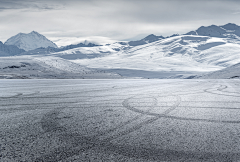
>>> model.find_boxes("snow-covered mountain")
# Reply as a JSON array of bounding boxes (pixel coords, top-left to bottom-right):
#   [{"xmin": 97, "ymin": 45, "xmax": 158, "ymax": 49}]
[
  {"xmin": 0, "ymin": 41, "xmax": 25, "ymax": 56},
  {"xmin": 58, "ymin": 42, "xmax": 100, "ymax": 51},
  {"xmin": 48, "ymin": 23, "xmax": 240, "ymax": 78},
  {"xmin": 4, "ymin": 31, "xmax": 58, "ymax": 51},
  {"xmin": 51, "ymin": 42, "xmax": 131, "ymax": 60},
  {"xmin": 185, "ymin": 23, "xmax": 240, "ymax": 39},
  {"xmin": 124, "ymin": 23, "xmax": 240, "ymax": 47},
  {"xmin": 18, "ymin": 41, "xmax": 101, "ymax": 56},
  {"xmin": 62, "ymin": 35, "xmax": 240, "ymax": 72}
]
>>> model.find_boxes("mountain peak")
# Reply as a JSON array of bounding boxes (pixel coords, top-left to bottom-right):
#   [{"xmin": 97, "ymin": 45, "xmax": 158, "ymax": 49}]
[
  {"xmin": 145, "ymin": 34, "xmax": 156, "ymax": 37},
  {"xmin": 30, "ymin": 31, "xmax": 43, "ymax": 36},
  {"xmin": 209, "ymin": 24, "xmax": 218, "ymax": 27},
  {"xmin": 4, "ymin": 31, "xmax": 58, "ymax": 51},
  {"xmin": 30, "ymin": 31, "xmax": 39, "ymax": 34},
  {"xmin": 144, "ymin": 34, "xmax": 157, "ymax": 40},
  {"xmin": 128, "ymin": 34, "xmax": 164, "ymax": 46},
  {"xmin": 221, "ymin": 23, "xmax": 240, "ymax": 30},
  {"xmin": 143, "ymin": 34, "xmax": 164, "ymax": 43}
]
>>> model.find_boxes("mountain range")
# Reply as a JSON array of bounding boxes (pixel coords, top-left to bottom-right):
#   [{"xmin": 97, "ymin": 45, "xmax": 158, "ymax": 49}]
[
  {"xmin": 185, "ymin": 23, "xmax": 240, "ymax": 38},
  {"xmin": 2, "ymin": 23, "xmax": 240, "ymax": 55},
  {"xmin": 0, "ymin": 23, "xmax": 240, "ymax": 79}
]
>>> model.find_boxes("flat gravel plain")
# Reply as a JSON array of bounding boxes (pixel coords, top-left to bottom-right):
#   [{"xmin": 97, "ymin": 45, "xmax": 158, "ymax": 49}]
[{"xmin": 1, "ymin": 79, "xmax": 240, "ymax": 161}]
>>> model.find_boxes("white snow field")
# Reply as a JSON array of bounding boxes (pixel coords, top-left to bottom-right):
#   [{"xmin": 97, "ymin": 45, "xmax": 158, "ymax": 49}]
[
  {"xmin": 197, "ymin": 62, "xmax": 240, "ymax": 79},
  {"xmin": 1, "ymin": 79, "xmax": 240, "ymax": 161}
]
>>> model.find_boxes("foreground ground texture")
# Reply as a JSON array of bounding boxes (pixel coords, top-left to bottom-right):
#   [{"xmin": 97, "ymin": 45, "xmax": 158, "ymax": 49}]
[{"xmin": 0, "ymin": 79, "xmax": 240, "ymax": 161}]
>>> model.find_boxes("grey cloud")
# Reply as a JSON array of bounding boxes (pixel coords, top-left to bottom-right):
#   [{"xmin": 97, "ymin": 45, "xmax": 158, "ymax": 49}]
[
  {"xmin": 90, "ymin": 0, "xmax": 240, "ymax": 24},
  {"xmin": 0, "ymin": 7, "xmax": 11, "ymax": 10},
  {"xmin": 0, "ymin": 0, "xmax": 64, "ymax": 11},
  {"xmin": 0, "ymin": 1, "xmax": 24, "ymax": 10},
  {"xmin": 1, "ymin": 0, "xmax": 240, "ymax": 43}
]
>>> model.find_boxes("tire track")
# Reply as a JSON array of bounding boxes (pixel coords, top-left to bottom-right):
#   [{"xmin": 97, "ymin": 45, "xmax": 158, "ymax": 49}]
[
  {"xmin": 101, "ymin": 94, "xmax": 181, "ymax": 142},
  {"xmin": 122, "ymin": 94, "xmax": 181, "ymax": 117},
  {"xmin": 102, "ymin": 117, "xmax": 160, "ymax": 142},
  {"xmin": 0, "ymin": 91, "xmax": 40, "ymax": 100},
  {"xmin": 95, "ymin": 96, "xmax": 158, "ymax": 139},
  {"xmin": 25, "ymin": 82, "xmax": 173, "ymax": 99},
  {"xmin": 36, "ymin": 95, "xmax": 158, "ymax": 161},
  {"xmin": 178, "ymin": 106, "xmax": 240, "ymax": 110},
  {"xmin": 121, "ymin": 83, "xmax": 240, "ymax": 124},
  {"xmin": 217, "ymin": 83, "xmax": 240, "ymax": 95},
  {"xmin": 204, "ymin": 84, "xmax": 240, "ymax": 97},
  {"xmin": 40, "ymin": 108, "xmax": 66, "ymax": 133},
  {"xmin": 164, "ymin": 115, "xmax": 240, "ymax": 124},
  {"xmin": 0, "ymin": 93, "xmax": 22, "ymax": 99},
  {"xmin": 122, "ymin": 96, "xmax": 158, "ymax": 115}
]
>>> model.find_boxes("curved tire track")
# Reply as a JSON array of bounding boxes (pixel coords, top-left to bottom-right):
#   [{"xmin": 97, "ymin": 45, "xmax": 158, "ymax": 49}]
[
  {"xmin": 102, "ymin": 94, "xmax": 182, "ymax": 142},
  {"xmin": 204, "ymin": 84, "xmax": 240, "ymax": 97}
]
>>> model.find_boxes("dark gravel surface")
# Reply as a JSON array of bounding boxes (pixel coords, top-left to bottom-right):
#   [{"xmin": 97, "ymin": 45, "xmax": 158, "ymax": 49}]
[{"xmin": 1, "ymin": 79, "xmax": 240, "ymax": 161}]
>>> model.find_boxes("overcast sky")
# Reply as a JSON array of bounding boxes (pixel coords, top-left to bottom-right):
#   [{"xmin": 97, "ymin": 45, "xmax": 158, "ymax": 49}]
[{"xmin": 1, "ymin": 0, "xmax": 240, "ymax": 46}]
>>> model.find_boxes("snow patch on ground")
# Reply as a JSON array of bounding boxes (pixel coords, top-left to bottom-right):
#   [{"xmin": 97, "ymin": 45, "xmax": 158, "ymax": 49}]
[
  {"xmin": 197, "ymin": 62, "xmax": 240, "ymax": 79},
  {"xmin": 0, "ymin": 56, "xmax": 121, "ymax": 79}
]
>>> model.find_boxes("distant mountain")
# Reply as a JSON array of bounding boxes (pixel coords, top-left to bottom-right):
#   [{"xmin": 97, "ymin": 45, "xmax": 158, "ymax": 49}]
[
  {"xmin": 50, "ymin": 42, "xmax": 130, "ymax": 60},
  {"xmin": 128, "ymin": 34, "xmax": 165, "ymax": 46},
  {"xmin": 4, "ymin": 31, "xmax": 58, "ymax": 51},
  {"xmin": 127, "ymin": 23, "xmax": 240, "ymax": 47},
  {"xmin": 185, "ymin": 23, "xmax": 240, "ymax": 39},
  {"xmin": 58, "ymin": 42, "xmax": 101, "ymax": 51},
  {"xmin": 0, "ymin": 41, "xmax": 25, "ymax": 56},
  {"xmin": 20, "ymin": 42, "xmax": 101, "ymax": 55}
]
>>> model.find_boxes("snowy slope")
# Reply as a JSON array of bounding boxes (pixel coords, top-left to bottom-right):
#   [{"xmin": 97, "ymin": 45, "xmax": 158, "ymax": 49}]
[
  {"xmin": 0, "ymin": 56, "xmax": 121, "ymax": 79},
  {"xmin": 197, "ymin": 62, "xmax": 240, "ymax": 79},
  {"xmin": 65, "ymin": 35, "xmax": 240, "ymax": 74},
  {"xmin": 51, "ymin": 42, "xmax": 131, "ymax": 60},
  {"xmin": 4, "ymin": 31, "xmax": 58, "ymax": 51}
]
